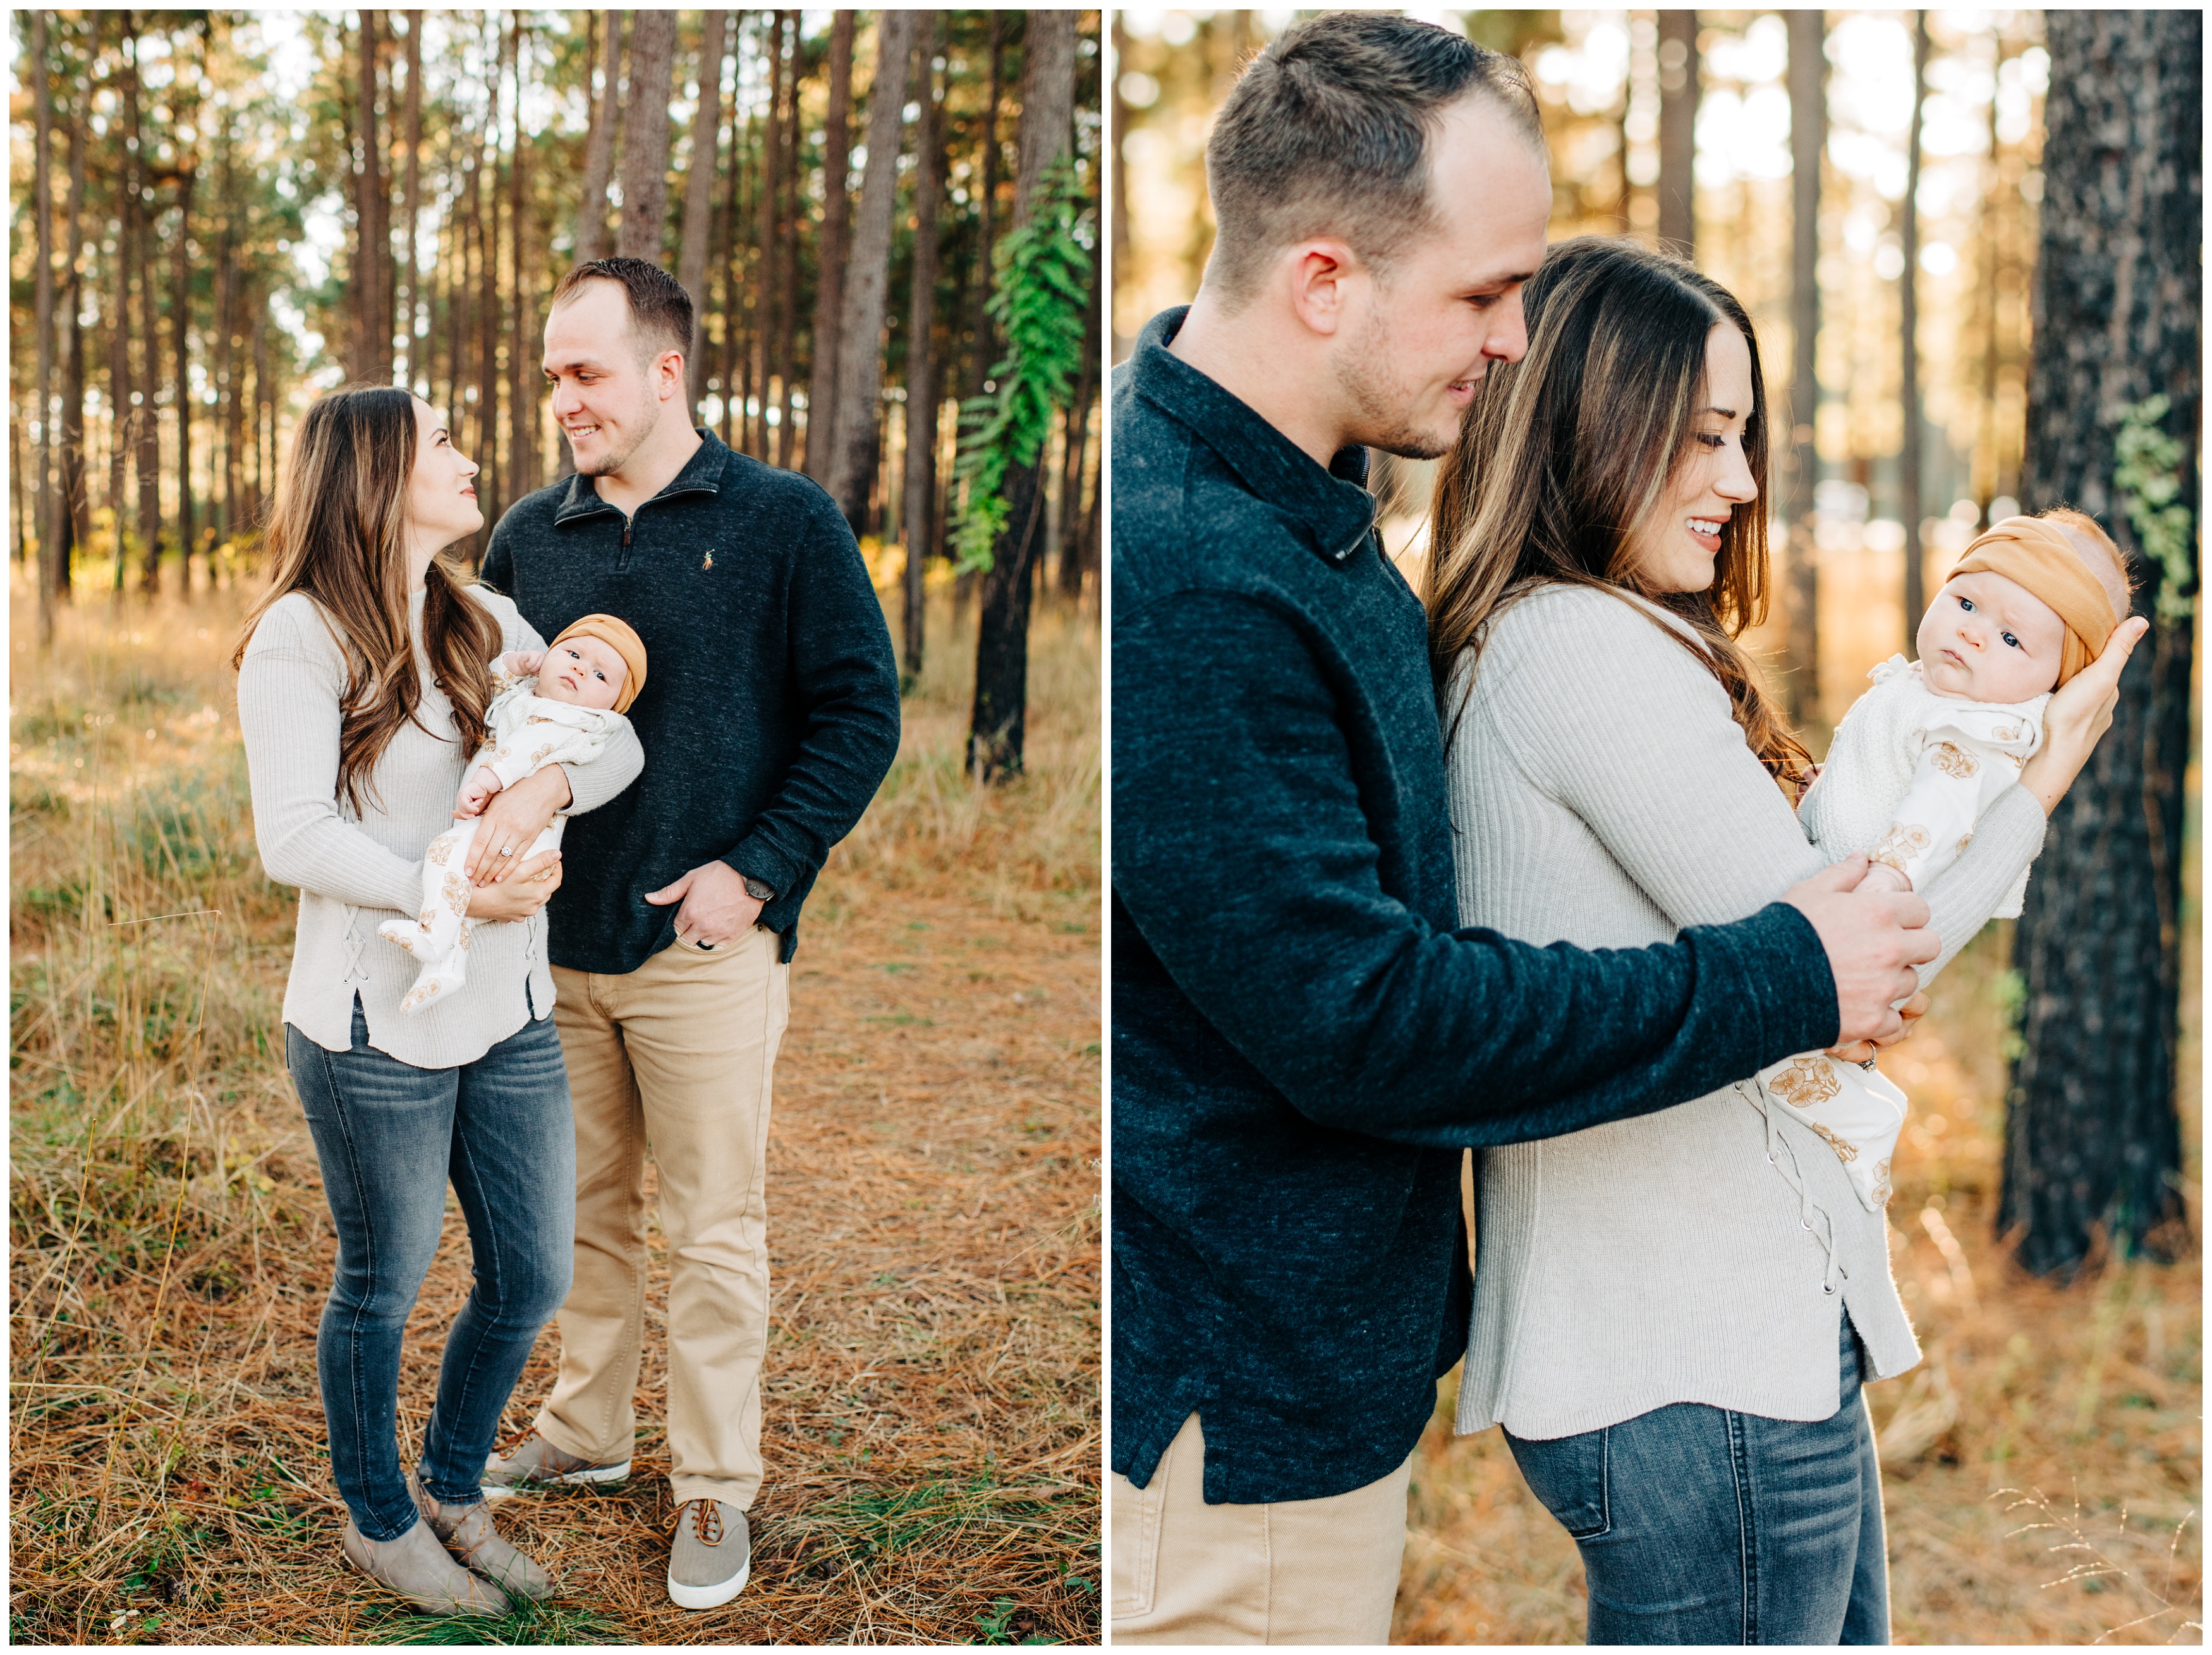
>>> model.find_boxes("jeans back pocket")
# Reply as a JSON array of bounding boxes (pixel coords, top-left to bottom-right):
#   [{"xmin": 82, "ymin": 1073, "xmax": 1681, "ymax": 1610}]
[{"xmin": 1505, "ymin": 1425, "xmax": 1612, "ymax": 1539}]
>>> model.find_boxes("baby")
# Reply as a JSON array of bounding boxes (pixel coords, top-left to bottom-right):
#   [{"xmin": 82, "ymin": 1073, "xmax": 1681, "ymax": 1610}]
[
  {"xmin": 1758, "ymin": 511, "xmax": 2129, "ymax": 1210},
  {"xmin": 380, "ymin": 613, "xmax": 648, "ymax": 1013}
]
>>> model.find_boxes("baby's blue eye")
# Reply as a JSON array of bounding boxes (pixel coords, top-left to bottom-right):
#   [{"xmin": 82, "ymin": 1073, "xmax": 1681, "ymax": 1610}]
[
  {"xmin": 1958, "ymin": 596, "xmax": 1974, "ymax": 612},
  {"xmin": 2002, "ymin": 632, "xmax": 2020, "ymax": 649}
]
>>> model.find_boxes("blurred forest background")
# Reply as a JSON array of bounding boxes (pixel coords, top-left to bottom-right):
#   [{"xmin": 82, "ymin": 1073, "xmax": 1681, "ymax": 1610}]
[
  {"xmin": 1114, "ymin": 7, "xmax": 2199, "ymax": 1643},
  {"xmin": 11, "ymin": 9, "xmax": 1103, "ymax": 1642},
  {"xmin": 15, "ymin": 6, "xmax": 1103, "ymax": 771}
]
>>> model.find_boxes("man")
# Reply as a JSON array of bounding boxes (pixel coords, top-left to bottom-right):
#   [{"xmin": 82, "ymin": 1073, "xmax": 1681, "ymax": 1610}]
[
  {"xmin": 1110, "ymin": 15, "xmax": 1940, "ymax": 1643},
  {"xmin": 470, "ymin": 257, "xmax": 901, "ymax": 1609}
]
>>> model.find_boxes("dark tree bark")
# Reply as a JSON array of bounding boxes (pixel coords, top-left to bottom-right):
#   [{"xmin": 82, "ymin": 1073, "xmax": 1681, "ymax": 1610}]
[
  {"xmin": 576, "ymin": 10, "xmax": 624, "ymax": 266},
  {"xmin": 33, "ymin": 9, "xmax": 57, "ymax": 641},
  {"xmin": 962, "ymin": 13, "xmax": 1006, "ymax": 417},
  {"xmin": 1655, "ymin": 10, "xmax": 1698, "ymax": 254},
  {"xmin": 754, "ymin": 11, "xmax": 789, "ymax": 463},
  {"xmin": 1782, "ymin": 10, "xmax": 1825, "ymax": 723},
  {"xmin": 774, "ymin": 13, "xmax": 801, "ymax": 467},
  {"xmin": 399, "ymin": 10, "xmax": 423, "ymax": 386},
  {"xmin": 2000, "ymin": 8, "xmax": 2200, "ymax": 1275},
  {"xmin": 356, "ymin": 9, "xmax": 390, "ymax": 380},
  {"xmin": 967, "ymin": 11, "xmax": 1076, "ymax": 782},
  {"xmin": 1109, "ymin": 13, "xmax": 1130, "ymax": 358},
  {"xmin": 126, "ymin": 25, "xmax": 161, "ymax": 594},
  {"xmin": 803, "ymin": 11, "xmax": 857, "ymax": 480},
  {"xmin": 678, "ymin": 11, "xmax": 729, "ymax": 415},
  {"xmin": 1899, "ymin": 11, "xmax": 1928, "ymax": 655},
  {"xmin": 61, "ymin": 71, "xmax": 88, "ymax": 599},
  {"xmin": 174, "ymin": 152, "xmax": 197, "ymax": 594},
  {"xmin": 616, "ymin": 9, "xmax": 677, "ymax": 261},
  {"xmin": 507, "ymin": 15, "xmax": 537, "ymax": 500},
  {"xmin": 901, "ymin": 12, "xmax": 943, "ymax": 687},
  {"xmin": 825, "ymin": 9, "xmax": 915, "ymax": 526}
]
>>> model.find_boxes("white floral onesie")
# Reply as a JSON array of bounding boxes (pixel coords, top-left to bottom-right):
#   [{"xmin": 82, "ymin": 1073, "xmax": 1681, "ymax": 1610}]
[
  {"xmin": 379, "ymin": 654, "xmax": 631, "ymax": 1013},
  {"xmin": 1758, "ymin": 655, "xmax": 2048, "ymax": 1210}
]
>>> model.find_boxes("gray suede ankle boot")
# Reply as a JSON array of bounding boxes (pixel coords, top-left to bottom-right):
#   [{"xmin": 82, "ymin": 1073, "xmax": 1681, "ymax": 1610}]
[{"xmin": 341, "ymin": 1516, "xmax": 513, "ymax": 1616}]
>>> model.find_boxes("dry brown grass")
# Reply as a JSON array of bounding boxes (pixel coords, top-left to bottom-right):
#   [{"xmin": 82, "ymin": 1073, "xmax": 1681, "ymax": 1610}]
[
  {"xmin": 1388, "ymin": 544, "xmax": 2203, "ymax": 1646},
  {"xmin": 9, "ymin": 567, "xmax": 1101, "ymax": 1644}
]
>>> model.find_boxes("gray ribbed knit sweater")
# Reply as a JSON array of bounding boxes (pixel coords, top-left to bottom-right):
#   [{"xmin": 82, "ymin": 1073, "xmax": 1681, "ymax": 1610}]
[
  {"xmin": 1444, "ymin": 585, "xmax": 2045, "ymax": 1439},
  {"xmin": 237, "ymin": 587, "xmax": 643, "ymax": 1069}
]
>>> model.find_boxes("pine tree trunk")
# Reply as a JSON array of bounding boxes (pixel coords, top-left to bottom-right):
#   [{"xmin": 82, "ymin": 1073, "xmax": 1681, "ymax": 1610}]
[
  {"xmin": 1656, "ymin": 10, "xmax": 1698, "ymax": 254},
  {"xmin": 507, "ymin": 16, "xmax": 537, "ymax": 500},
  {"xmin": 126, "ymin": 26, "xmax": 162, "ymax": 594},
  {"xmin": 399, "ymin": 10, "xmax": 423, "ymax": 386},
  {"xmin": 1999, "ymin": 8, "xmax": 2200, "ymax": 1275},
  {"xmin": 678, "ymin": 11, "xmax": 729, "ymax": 416},
  {"xmin": 357, "ymin": 9, "xmax": 389, "ymax": 380},
  {"xmin": 475, "ymin": 78, "xmax": 501, "ymax": 549},
  {"xmin": 804, "ymin": 11, "xmax": 857, "ymax": 479},
  {"xmin": 967, "ymin": 11, "xmax": 1077, "ymax": 782},
  {"xmin": 901, "ymin": 11, "xmax": 942, "ymax": 687},
  {"xmin": 824, "ymin": 9, "xmax": 915, "ymax": 527},
  {"xmin": 1782, "ymin": 9, "xmax": 1824, "ymax": 724},
  {"xmin": 575, "ymin": 10, "xmax": 624, "ymax": 266},
  {"xmin": 616, "ymin": 9, "xmax": 677, "ymax": 261},
  {"xmin": 109, "ymin": 16, "xmax": 135, "ymax": 593},
  {"xmin": 1899, "ymin": 11, "xmax": 1928, "ymax": 656},
  {"xmin": 774, "ymin": 13, "xmax": 801, "ymax": 467},
  {"xmin": 174, "ymin": 154, "xmax": 196, "ymax": 595},
  {"xmin": 963, "ymin": 14, "xmax": 1005, "ymax": 415},
  {"xmin": 61, "ymin": 78, "xmax": 88, "ymax": 601},
  {"xmin": 754, "ymin": 12, "xmax": 787, "ymax": 462},
  {"xmin": 33, "ymin": 9, "xmax": 57, "ymax": 641}
]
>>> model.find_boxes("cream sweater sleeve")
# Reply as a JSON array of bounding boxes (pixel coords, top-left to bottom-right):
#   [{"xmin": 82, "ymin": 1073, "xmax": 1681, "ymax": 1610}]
[
  {"xmin": 236, "ymin": 596, "xmax": 427, "ymax": 913},
  {"xmin": 1467, "ymin": 586, "xmax": 2044, "ymax": 979}
]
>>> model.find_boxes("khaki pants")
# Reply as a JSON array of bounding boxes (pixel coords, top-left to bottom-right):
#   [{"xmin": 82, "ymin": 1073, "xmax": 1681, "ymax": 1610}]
[
  {"xmin": 1110, "ymin": 1413, "xmax": 1413, "ymax": 1645},
  {"xmin": 535, "ymin": 924, "xmax": 789, "ymax": 1509}
]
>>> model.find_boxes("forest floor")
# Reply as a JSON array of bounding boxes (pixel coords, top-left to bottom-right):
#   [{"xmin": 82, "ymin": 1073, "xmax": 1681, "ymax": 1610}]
[
  {"xmin": 1387, "ymin": 553, "xmax": 2203, "ymax": 1645},
  {"xmin": 8, "ymin": 566, "xmax": 1102, "ymax": 1645}
]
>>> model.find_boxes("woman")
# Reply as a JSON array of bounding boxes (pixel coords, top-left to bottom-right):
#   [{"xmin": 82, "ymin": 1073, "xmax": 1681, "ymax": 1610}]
[
  {"xmin": 1423, "ymin": 238, "xmax": 2140, "ymax": 1642},
  {"xmin": 234, "ymin": 387, "xmax": 641, "ymax": 1616}
]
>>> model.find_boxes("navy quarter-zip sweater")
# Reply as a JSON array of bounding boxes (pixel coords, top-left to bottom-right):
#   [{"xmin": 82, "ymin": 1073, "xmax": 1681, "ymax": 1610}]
[
  {"xmin": 482, "ymin": 429, "xmax": 900, "ymax": 972},
  {"xmin": 1111, "ymin": 307, "xmax": 1846, "ymax": 1505}
]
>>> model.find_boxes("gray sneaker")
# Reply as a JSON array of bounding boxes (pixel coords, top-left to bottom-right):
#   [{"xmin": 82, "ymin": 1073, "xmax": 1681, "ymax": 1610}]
[
  {"xmin": 341, "ymin": 1515, "xmax": 513, "ymax": 1617},
  {"xmin": 479, "ymin": 1429, "xmax": 631, "ymax": 1502},
  {"xmin": 667, "ymin": 1499, "xmax": 750, "ymax": 1610},
  {"xmin": 407, "ymin": 1469, "xmax": 556, "ymax": 1603}
]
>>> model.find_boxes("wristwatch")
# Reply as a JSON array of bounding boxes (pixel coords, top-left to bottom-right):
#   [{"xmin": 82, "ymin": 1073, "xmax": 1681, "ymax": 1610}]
[{"xmin": 742, "ymin": 875, "xmax": 776, "ymax": 903}]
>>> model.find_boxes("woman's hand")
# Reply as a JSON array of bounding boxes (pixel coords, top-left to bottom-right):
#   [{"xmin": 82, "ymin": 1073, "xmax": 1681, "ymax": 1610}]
[
  {"xmin": 465, "ymin": 765, "xmax": 573, "ymax": 882},
  {"xmin": 1828, "ymin": 988, "xmax": 1930, "ymax": 1065},
  {"xmin": 465, "ymin": 848, "xmax": 561, "ymax": 920},
  {"xmin": 2018, "ymin": 616, "xmax": 2150, "ymax": 814}
]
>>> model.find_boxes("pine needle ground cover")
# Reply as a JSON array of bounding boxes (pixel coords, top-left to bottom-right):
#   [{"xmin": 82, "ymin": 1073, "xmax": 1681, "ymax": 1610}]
[{"xmin": 9, "ymin": 572, "xmax": 1102, "ymax": 1645}]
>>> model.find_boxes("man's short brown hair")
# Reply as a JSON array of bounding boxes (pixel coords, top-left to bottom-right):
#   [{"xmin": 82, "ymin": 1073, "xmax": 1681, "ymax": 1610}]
[
  {"xmin": 1203, "ymin": 12, "xmax": 1546, "ymax": 308},
  {"xmin": 550, "ymin": 257, "xmax": 693, "ymax": 364}
]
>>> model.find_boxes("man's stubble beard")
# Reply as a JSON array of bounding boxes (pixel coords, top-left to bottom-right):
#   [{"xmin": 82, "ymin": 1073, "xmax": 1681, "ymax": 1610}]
[
  {"xmin": 1332, "ymin": 305, "xmax": 1455, "ymax": 463},
  {"xmin": 572, "ymin": 381, "xmax": 666, "ymax": 479}
]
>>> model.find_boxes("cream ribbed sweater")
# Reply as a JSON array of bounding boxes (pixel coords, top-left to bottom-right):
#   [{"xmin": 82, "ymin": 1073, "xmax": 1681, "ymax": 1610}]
[
  {"xmin": 1443, "ymin": 584, "xmax": 2045, "ymax": 1440},
  {"xmin": 236, "ymin": 587, "xmax": 644, "ymax": 1068}
]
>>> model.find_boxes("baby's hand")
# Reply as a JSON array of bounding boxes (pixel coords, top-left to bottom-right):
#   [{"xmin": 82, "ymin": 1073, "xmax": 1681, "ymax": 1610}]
[
  {"xmin": 454, "ymin": 767, "xmax": 503, "ymax": 817},
  {"xmin": 1854, "ymin": 860, "xmax": 1914, "ymax": 895},
  {"xmin": 507, "ymin": 649, "xmax": 545, "ymax": 678}
]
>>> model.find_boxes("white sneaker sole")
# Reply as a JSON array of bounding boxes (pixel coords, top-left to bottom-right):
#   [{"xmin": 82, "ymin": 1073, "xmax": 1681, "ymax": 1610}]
[
  {"xmin": 479, "ymin": 1460, "xmax": 631, "ymax": 1502},
  {"xmin": 667, "ymin": 1555, "xmax": 750, "ymax": 1611}
]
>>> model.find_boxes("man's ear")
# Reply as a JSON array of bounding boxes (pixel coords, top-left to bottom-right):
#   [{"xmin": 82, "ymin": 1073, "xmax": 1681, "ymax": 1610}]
[
  {"xmin": 657, "ymin": 350, "xmax": 688, "ymax": 400},
  {"xmin": 1284, "ymin": 240, "xmax": 1361, "ymax": 339}
]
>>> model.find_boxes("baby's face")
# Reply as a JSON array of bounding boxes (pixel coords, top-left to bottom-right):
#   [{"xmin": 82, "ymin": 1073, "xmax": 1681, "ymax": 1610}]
[
  {"xmin": 537, "ymin": 635, "xmax": 629, "ymax": 711},
  {"xmin": 1916, "ymin": 570, "xmax": 2064, "ymax": 703}
]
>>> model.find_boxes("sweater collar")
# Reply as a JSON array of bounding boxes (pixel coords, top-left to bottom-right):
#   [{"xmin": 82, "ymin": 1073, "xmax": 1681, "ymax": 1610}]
[
  {"xmin": 553, "ymin": 427, "xmax": 731, "ymax": 523},
  {"xmin": 1129, "ymin": 305, "xmax": 1378, "ymax": 567}
]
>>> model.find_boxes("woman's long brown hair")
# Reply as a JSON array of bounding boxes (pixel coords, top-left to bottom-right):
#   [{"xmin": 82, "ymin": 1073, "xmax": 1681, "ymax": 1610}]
[
  {"xmin": 1426, "ymin": 235, "xmax": 1814, "ymax": 796},
  {"xmin": 233, "ymin": 386, "xmax": 502, "ymax": 813}
]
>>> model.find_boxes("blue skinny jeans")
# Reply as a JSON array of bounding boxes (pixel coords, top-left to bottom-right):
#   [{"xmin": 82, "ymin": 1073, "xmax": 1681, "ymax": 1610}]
[
  {"xmin": 286, "ymin": 999, "xmax": 575, "ymax": 1541},
  {"xmin": 1505, "ymin": 1316, "xmax": 1888, "ymax": 1644}
]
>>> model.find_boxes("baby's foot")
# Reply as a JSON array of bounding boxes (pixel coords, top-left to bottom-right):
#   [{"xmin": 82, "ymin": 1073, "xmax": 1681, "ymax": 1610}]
[
  {"xmin": 380, "ymin": 916, "xmax": 432, "ymax": 956},
  {"xmin": 400, "ymin": 964, "xmax": 466, "ymax": 1013}
]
